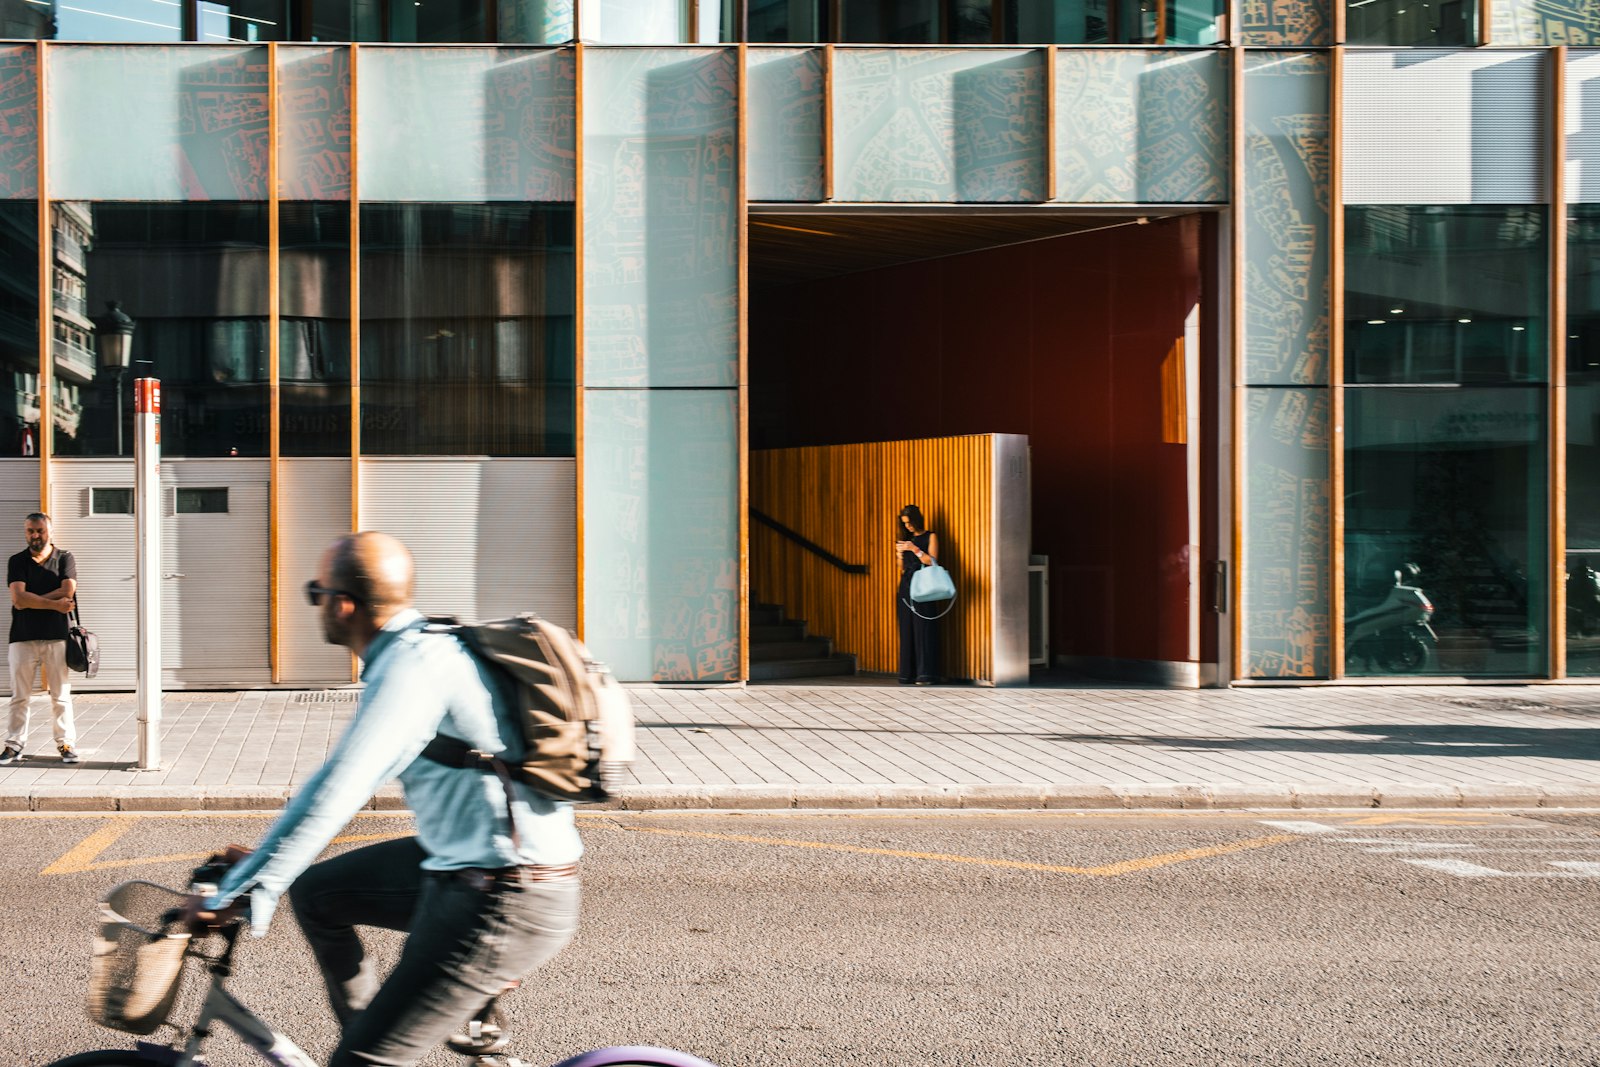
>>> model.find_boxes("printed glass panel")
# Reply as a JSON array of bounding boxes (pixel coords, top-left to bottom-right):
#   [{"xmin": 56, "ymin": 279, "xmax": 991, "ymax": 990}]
[
  {"xmin": 357, "ymin": 48, "xmax": 576, "ymax": 202},
  {"xmin": 1241, "ymin": 51, "xmax": 1329, "ymax": 386},
  {"xmin": 48, "ymin": 46, "xmax": 270, "ymax": 201},
  {"xmin": 50, "ymin": 202, "xmax": 270, "ymax": 459},
  {"xmin": 0, "ymin": 202, "xmax": 37, "ymax": 457},
  {"xmin": 1492, "ymin": 0, "xmax": 1599, "ymax": 45},
  {"xmin": 1053, "ymin": 50, "xmax": 1227, "ymax": 204},
  {"xmin": 832, "ymin": 49, "xmax": 1047, "ymax": 203},
  {"xmin": 747, "ymin": 48, "xmax": 824, "ymax": 202},
  {"xmin": 277, "ymin": 46, "xmax": 351, "ymax": 200},
  {"xmin": 582, "ymin": 48, "xmax": 738, "ymax": 388},
  {"xmin": 359, "ymin": 203, "xmax": 575, "ymax": 457},
  {"xmin": 583, "ymin": 388, "xmax": 738, "ymax": 682},
  {"xmin": 1345, "ymin": 206, "xmax": 1547, "ymax": 385},
  {"xmin": 500, "ymin": 0, "xmax": 578, "ymax": 43},
  {"xmin": 281, "ymin": 203, "xmax": 350, "ymax": 457},
  {"xmin": 1345, "ymin": 387, "xmax": 1547, "ymax": 677},
  {"xmin": 0, "ymin": 47, "xmax": 37, "ymax": 200},
  {"xmin": 1238, "ymin": 0, "xmax": 1331, "ymax": 44},
  {"xmin": 1241, "ymin": 386, "xmax": 1330, "ymax": 679}
]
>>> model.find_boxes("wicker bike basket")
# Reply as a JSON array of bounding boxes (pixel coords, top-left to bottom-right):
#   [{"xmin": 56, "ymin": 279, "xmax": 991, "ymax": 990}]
[{"xmin": 87, "ymin": 881, "xmax": 194, "ymax": 1035}]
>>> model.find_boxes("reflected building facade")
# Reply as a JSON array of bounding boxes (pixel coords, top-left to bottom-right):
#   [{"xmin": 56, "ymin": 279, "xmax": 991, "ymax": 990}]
[{"xmin": 0, "ymin": 0, "xmax": 1593, "ymax": 688}]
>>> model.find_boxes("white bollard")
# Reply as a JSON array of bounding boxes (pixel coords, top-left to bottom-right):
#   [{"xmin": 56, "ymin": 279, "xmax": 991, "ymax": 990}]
[{"xmin": 135, "ymin": 378, "xmax": 161, "ymax": 770}]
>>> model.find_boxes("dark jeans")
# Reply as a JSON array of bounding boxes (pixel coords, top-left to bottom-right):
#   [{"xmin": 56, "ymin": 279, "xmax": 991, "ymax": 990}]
[
  {"xmin": 897, "ymin": 575, "xmax": 940, "ymax": 682},
  {"xmin": 287, "ymin": 836, "xmax": 580, "ymax": 1067}
]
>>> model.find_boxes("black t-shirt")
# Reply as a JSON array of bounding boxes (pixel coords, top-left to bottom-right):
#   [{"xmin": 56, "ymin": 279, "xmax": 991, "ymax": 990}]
[{"xmin": 8, "ymin": 547, "xmax": 76, "ymax": 643}]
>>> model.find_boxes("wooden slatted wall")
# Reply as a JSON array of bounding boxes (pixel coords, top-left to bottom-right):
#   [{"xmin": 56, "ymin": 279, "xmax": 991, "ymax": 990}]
[{"xmin": 751, "ymin": 435, "xmax": 995, "ymax": 682}]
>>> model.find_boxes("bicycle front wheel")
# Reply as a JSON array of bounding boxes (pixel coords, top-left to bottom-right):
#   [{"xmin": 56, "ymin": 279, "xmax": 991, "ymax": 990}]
[
  {"xmin": 552, "ymin": 1047, "xmax": 721, "ymax": 1067},
  {"xmin": 39, "ymin": 1051, "xmax": 167, "ymax": 1067}
]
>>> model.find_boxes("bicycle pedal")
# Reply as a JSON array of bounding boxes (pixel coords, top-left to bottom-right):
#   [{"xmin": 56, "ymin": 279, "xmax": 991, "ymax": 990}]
[{"xmin": 447, "ymin": 1017, "xmax": 511, "ymax": 1056}]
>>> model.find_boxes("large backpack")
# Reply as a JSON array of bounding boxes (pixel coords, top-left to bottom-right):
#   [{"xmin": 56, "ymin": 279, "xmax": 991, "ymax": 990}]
[{"xmin": 419, "ymin": 614, "xmax": 636, "ymax": 805}]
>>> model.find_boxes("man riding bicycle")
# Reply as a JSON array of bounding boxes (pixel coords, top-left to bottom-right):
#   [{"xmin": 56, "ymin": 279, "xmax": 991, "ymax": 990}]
[{"xmin": 191, "ymin": 531, "xmax": 582, "ymax": 1067}]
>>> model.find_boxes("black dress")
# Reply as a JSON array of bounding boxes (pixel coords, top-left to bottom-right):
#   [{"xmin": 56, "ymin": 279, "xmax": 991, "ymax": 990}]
[{"xmin": 897, "ymin": 531, "xmax": 940, "ymax": 684}]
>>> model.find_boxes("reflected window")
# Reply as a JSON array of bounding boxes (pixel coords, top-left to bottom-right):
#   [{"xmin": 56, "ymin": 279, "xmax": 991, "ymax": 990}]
[
  {"xmin": 359, "ymin": 203, "xmax": 574, "ymax": 457},
  {"xmin": 582, "ymin": 0, "xmax": 686, "ymax": 42},
  {"xmin": 1344, "ymin": 388, "xmax": 1546, "ymax": 677},
  {"xmin": 281, "ymin": 203, "xmax": 351, "ymax": 457},
  {"xmin": 1346, "ymin": 205, "xmax": 1547, "ymax": 385},
  {"xmin": 748, "ymin": 0, "xmax": 821, "ymax": 40},
  {"xmin": 49, "ymin": 202, "xmax": 269, "ymax": 460},
  {"xmin": 0, "ymin": 202, "xmax": 38, "ymax": 459},
  {"xmin": 49, "ymin": 0, "xmax": 181, "ymax": 41},
  {"xmin": 842, "ymin": 0, "xmax": 939, "ymax": 42},
  {"xmin": 1347, "ymin": 0, "xmax": 1472, "ymax": 44},
  {"xmin": 1567, "ymin": 206, "xmax": 1600, "ymax": 673},
  {"xmin": 200, "ymin": 0, "xmax": 291, "ymax": 40}
]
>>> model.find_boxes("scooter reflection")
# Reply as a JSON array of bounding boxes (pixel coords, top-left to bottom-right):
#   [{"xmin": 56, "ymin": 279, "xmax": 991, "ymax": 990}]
[{"xmin": 1346, "ymin": 563, "xmax": 1437, "ymax": 673}]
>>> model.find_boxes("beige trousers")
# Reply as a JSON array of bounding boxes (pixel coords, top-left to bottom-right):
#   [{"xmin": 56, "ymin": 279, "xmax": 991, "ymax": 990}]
[{"xmin": 7, "ymin": 640, "xmax": 74, "ymax": 749}]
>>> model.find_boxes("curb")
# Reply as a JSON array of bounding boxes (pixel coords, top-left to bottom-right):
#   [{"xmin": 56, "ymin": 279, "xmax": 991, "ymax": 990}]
[{"xmin": 2, "ymin": 782, "xmax": 1598, "ymax": 812}]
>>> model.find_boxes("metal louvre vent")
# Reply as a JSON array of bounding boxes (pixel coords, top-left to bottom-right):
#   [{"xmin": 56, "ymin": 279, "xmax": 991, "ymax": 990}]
[
  {"xmin": 1344, "ymin": 50, "xmax": 1547, "ymax": 205},
  {"xmin": 293, "ymin": 690, "xmax": 362, "ymax": 705}
]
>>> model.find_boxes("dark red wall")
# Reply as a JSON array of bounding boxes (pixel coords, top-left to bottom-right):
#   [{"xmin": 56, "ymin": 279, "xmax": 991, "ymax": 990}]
[{"xmin": 751, "ymin": 214, "xmax": 1204, "ymax": 666}]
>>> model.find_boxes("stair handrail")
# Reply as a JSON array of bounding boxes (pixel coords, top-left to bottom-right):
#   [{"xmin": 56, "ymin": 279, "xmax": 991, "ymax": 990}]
[{"xmin": 750, "ymin": 507, "xmax": 868, "ymax": 575}]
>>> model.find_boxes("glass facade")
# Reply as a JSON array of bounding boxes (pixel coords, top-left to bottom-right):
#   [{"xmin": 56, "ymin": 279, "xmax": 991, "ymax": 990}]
[
  {"xmin": 280, "ymin": 202, "xmax": 350, "ymax": 457},
  {"xmin": 1569, "ymin": 206, "xmax": 1600, "ymax": 674},
  {"xmin": 0, "ymin": 201, "xmax": 36, "ymax": 457},
  {"xmin": 1347, "ymin": 0, "xmax": 1473, "ymax": 44},
  {"xmin": 50, "ymin": 202, "xmax": 271, "ymax": 459},
  {"xmin": 1345, "ymin": 206, "xmax": 1549, "ymax": 677},
  {"xmin": 358, "ymin": 203, "xmax": 575, "ymax": 457}
]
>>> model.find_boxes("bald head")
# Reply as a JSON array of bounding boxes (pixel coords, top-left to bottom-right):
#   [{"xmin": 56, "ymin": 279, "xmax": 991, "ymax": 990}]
[{"xmin": 327, "ymin": 531, "xmax": 415, "ymax": 621}]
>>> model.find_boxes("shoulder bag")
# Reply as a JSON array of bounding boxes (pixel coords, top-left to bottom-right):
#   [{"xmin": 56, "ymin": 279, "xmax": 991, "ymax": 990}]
[
  {"xmin": 66, "ymin": 599, "xmax": 100, "ymax": 678},
  {"xmin": 906, "ymin": 559, "xmax": 957, "ymax": 620}
]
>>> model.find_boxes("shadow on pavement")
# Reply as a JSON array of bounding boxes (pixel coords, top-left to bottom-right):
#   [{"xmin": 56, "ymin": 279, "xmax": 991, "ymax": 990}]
[{"xmin": 1043, "ymin": 723, "xmax": 1600, "ymax": 760}]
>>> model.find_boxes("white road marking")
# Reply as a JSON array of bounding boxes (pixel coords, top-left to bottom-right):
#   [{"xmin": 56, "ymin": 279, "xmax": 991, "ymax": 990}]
[
  {"xmin": 1403, "ymin": 858, "xmax": 1600, "ymax": 879},
  {"xmin": 1259, "ymin": 820, "xmax": 1341, "ymax": 835}
]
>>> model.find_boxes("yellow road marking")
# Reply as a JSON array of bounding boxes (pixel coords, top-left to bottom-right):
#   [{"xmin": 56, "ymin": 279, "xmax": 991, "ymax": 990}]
[
  {"xmin": 41, "ymin": 826, "xmax": 405, "ymax": 876},
  {"xmin": 602, "ymin": 825, "xmax": 1301, "ymax": 876},
  {"xmin": 40, "ymin": 822, "xmax": 131, "ymax": 876}
]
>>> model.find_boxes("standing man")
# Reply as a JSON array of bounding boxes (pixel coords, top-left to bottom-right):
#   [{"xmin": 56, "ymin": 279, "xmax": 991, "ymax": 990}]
[
  {"xmin": 196, "ymin": 531, "xmax": 582, "ymax": 1067},
  {"xmin": 2, "ymin": 512, "xmax": 77, "ymax": 765}
]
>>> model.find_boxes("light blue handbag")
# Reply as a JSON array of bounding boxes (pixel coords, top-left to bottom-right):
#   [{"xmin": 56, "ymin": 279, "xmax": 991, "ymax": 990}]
[{"xmin": 907, "ymin": 561, "xmax": 957, "ymax": 620}]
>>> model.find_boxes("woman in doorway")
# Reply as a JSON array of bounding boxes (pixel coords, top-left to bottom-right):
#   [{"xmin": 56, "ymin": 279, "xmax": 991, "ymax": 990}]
[{"xmin": 895, "ymin": 504, "xmax": 941, "ymax": 685}]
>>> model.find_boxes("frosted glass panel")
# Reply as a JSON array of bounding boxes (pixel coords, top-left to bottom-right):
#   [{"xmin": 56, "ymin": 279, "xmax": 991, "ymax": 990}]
[
  {"xmin": 582, "ymin": 48, "xmax": 738, "ymax": 387},
  {"xmin": 1053, "ymin": 50, "xmax": 1227, "ymax": 204},
  {"xmin": 277, "ymin": 46, "xmax": 351, "ymax": 200},
  {"xmin": 48, "ymin": 46, "xmax": 269, "ymax": 201},
  {"xmin": 1242, "ymin": 51, "xmax": 1329, "ymax": 386},
  {"xmin": 580, "ymin": 0, "xmax": 686, "ymax": 42},
  {"xmin": 357, "ymin": 48, "xmax": 576, "ymax": 202},
  {"xmin": 832, "ymin": 48, "xmax": 1047, "ymax": 203},
  {"xmin": 1241, "ymin": 387, "xmax": 1330, "ymax": 679},
  {"xmin": 583, "ymin": 389, "xmax": 739, "ymax": 682},
  {"xmin": 747, "ymin": 48, "xmax": 824, "ymax": 202},
  {"xmin": 0, "ymin": 47, "xmax": 37, "ymax": 199}
]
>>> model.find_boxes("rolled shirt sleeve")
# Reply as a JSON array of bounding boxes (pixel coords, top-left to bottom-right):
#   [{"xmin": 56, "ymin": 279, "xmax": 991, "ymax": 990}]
[{"xmin": 207, "ymin": 627, "xmax": 448, "ymax": 935}]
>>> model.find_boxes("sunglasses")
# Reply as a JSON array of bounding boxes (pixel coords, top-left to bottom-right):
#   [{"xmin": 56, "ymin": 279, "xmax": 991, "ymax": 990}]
[{"xmin": 305, "ymin": 581, "xmax": 360, "ymax": 607}]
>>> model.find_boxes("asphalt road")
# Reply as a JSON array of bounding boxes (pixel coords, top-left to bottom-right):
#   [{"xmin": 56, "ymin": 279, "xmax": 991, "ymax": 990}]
[{"xmin": 4, "ymin": 810, "xmax": 1599, "ymax": 1067}]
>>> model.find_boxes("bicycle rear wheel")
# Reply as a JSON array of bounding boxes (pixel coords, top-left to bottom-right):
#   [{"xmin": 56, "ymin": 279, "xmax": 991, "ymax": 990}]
[
  {"xmin": 551, "ymin": 1047, "xmax": 720, "ymax": 1067},
  {"xmin": 39, "ymin": 1051, "xmax": 167, "ymax": 1067}
]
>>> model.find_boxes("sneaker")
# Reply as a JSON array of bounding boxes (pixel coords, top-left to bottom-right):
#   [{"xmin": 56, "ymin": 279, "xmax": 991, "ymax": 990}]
[
  {"xmin": 0, "ymin": 743, "xmax": 20, "ymax": 765},
  {"xmin": 58, "ymin": 744, "xmax": 79, "ymax": 765}
]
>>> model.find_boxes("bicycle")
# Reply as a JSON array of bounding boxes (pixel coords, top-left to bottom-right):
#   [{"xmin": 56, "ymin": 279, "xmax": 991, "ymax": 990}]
[{"xmin": 42, "ymin": 878, "xmax": 719, "ymax": 1067}]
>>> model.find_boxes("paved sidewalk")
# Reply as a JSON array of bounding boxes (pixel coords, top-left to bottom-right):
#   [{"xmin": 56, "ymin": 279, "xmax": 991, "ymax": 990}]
[{"xmin": 0, "ymin": 682, "xmax": 1597, "ymax": 810}]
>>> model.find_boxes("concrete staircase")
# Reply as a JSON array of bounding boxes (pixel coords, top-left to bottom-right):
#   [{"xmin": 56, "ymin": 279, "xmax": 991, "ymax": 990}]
[{"xmin": 749, "ymin": 602, "xmax": 857, "ymax": 682}]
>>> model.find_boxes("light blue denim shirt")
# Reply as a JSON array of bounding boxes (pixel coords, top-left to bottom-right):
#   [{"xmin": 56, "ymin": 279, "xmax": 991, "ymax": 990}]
[{"xmin": 209, "ymin": 608, "xmax": 583, "ymax": 935}]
